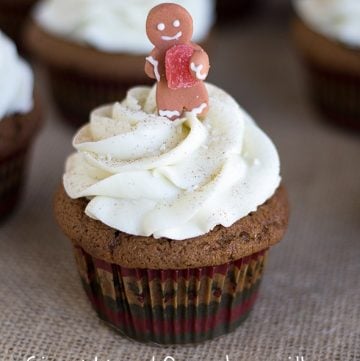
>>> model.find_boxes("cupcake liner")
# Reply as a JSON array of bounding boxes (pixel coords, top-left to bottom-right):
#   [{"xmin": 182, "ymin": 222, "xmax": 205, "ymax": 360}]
[
  {"xmin": 0, "ymin": 0, "xmax": 37, "ymax": 47},
  {"xmin": 73, "ymin": 246, "xmax": 268, "ymax": 345},
  {"xmin": 305, "ymin": 61, "xmax": 360, "ymax": 130},
  {"xmin": 0, "ymin": 147, "xmax": 30, "ymax": 220},
  {"xmin": 47, "ymin": 66, "xmax": 154, "ymax": 127}
]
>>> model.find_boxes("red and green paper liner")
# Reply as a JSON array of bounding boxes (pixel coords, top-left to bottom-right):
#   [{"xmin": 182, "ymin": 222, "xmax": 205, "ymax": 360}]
[
  {"xmin": 74, "ymin": 246, "xmax": 268, "ymax": 345},
  {"xmin": 304, "ymin": 61, "xmax": 360, "ymax": 131},
  {"xmin": 47, "ymin": 66, "xmax": 153, "ymax": 127},
  {"xmin": 0, "ymin": 147, "xmax": 30, "ymax": 220}
]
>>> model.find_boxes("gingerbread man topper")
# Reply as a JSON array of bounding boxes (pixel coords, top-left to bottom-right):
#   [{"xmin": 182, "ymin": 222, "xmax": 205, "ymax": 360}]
[{"xmin": 145, "ymin": 3, "xmax": 210, "ymax": 120}]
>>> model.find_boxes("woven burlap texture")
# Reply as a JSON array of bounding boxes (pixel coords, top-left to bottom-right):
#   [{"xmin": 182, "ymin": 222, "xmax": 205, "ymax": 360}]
[{"xmin": 0, "ymin": 3, "xmax": 359, "ymax": 361}]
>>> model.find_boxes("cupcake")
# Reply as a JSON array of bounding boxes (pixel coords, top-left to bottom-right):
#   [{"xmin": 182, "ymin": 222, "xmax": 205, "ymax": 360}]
[
  {"xmin": 54, "ymin": 3, "xmax": 289, "ymax": 345},
  {"xmin": 0, "ymin": 0, "xmax": 38, "ymax": 48},
  {"xmin": 293, "ymin": 0, "xmax": 360, "ymax": 130},
  {"xmin": 0, "ymin": 31, "xmax": 42, "ymax": 220},
  {"xmin": 25, "ymin": 0, "xmax": 215, "ymax": 127}
]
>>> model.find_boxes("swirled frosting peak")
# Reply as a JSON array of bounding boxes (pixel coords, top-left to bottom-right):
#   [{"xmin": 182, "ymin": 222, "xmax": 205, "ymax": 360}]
[
  {"xmin": 34, "ymin": 0, "xmax": 215, "ymax": 54},
  {"xmin": 64, "ymin": 84, "xmax": 281, "ymax": 240},
  {"xmin": 295, "ymin": 0, "xmax": 360, "ymax": 47},
  {"xmin": 0, "ymin": 32, "xmax": 34, "ymax": 120}
]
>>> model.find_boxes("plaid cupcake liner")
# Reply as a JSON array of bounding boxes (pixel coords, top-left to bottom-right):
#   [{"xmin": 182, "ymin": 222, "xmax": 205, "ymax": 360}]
[
  {"xmin": 74, "ymin": 246, "xmax": 268, "ymax": 345},
  {"xmin": 0, "ymin": 0, "xmax": 37, "ymax": 46},
  {"xmin": 47, "ymin": 66, "xmax": 153, "ymax": 127},
  {"xmin": 0, "ymin": 147, "xmax": 29, "ymax": 220},
  {"xmin": 305, "ymin": 62, "xmax": 360, "ymax": 130}
]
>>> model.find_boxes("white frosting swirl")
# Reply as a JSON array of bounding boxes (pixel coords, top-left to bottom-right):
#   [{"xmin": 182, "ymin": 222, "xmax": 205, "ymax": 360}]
[
  {"xmin": 0, "ymin": 32, "xmax": 34, "ymax": 120},
  {"xmin": 34, "ymin": 0, "xmax": 215, "ymax": 54},
  {"xmin": 295, "ymin": 0, "xmax": 360, "ymax": 47},
  {"xmin": 64, "ymin": 84, "xmax": 281, "ymax": 240}
]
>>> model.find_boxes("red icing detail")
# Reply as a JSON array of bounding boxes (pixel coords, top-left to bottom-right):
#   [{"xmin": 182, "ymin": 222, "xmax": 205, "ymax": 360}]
[{"xmin": 165, "ymin": 44, "xmax": 198, "ymax": 90}]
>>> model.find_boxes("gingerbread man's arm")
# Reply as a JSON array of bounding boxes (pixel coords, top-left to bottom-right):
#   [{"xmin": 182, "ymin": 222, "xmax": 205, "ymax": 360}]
[
  {"xmin": 189, "ymin": 45, "xmax": 210, "ymax": 81},
  {"xmin": 145, "ymin": 48, "xmax": 161, "ymax": 82}
]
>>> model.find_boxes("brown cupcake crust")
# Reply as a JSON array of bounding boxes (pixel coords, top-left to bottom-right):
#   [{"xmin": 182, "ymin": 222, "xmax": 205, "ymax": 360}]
[
  {"xmin": 0, "ymin": 93, "xmax": 42, "ymax": 161},
  {"xmin": 54, "ymin": 185, "xmax": 289, "ymax": 269},
  {"xmin": 25, "ymin": 21, "xmax": 151, "ymax": 80},
  {"xmin": 293, "ymin": 17, "xmax": 360, "ymax": 75}
]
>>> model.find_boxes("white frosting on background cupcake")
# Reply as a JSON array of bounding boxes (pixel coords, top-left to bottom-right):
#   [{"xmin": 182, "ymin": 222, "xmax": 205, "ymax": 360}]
[
  {"xmin": 64, "ymin": 84, "xmax": 281, "ymax": 240},
  {"xmin": 295, "ymin": 0, "xmax": 360, "ymax": 47},
  {"xmin": 0, "ymin": 32, "xmax": 34, "ymax": 120},
  {"xmin": 34, "ymin": 0, "xmax": 215, "ymax": 54}
]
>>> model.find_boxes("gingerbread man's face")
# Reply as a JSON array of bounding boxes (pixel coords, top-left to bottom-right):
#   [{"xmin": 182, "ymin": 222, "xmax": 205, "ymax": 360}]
[{"xmin": 146, "ymin": 3, "xmax": 193, "ymax": 49}]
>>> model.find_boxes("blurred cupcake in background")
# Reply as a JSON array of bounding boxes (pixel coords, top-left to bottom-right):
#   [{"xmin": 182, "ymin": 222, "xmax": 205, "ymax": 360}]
[
  {"xmin": 25, "ymin": 0, "xmax": 215, "ymax": 126},
  {"xmin": 0, "ymin": 32, "xmax": 42, "ymax": 220},
  {"xmin": 216, "ymin": 0, "xmax": 258, "ymax": 23},
  {"xmin": 293, "ymin": 0, "xmax": 360, "ymax": 131},
  {"xmin": 0, "ymin": 0, "xmax": 38, "ymax": 48}
]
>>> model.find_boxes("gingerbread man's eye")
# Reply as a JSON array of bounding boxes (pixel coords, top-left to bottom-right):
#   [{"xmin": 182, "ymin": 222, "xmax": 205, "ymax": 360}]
[
  {"xmin": 157, "ymin": 23, "xmax": 165, "ymax": 31},
  {"xmin": 173, "ymin": 19, "xmax": 180, "ymax": 28}
]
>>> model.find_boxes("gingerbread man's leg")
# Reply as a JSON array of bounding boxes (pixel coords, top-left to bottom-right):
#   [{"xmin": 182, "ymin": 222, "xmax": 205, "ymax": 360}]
[
  {"xmin": 184, "ymin": 82, "xmax": 209, "ymax": 118},
  {"xmin": 156, "ymin": 81, "xmax": 184, "ymax": 120}
]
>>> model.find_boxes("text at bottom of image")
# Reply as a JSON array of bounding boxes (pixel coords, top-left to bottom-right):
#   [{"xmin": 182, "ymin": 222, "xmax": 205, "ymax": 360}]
[{"xmin": 24, "ymin": 356, "xmax": 307, "ymax": 361}]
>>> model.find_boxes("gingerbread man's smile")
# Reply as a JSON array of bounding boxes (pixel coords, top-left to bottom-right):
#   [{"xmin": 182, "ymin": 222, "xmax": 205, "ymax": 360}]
[
  {"xmin": 157, "ymin": 20, "xmax": 183, "ymax": 41},
  {"xmin": 161, "ymin": 31, "xmax": 182, "ymax": 41}
]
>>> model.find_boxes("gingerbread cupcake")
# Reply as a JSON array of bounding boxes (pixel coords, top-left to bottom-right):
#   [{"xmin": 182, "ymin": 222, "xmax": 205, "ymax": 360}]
[
  {"xmin": 54, "ymin": 4, "xmax": 289, "ymax": 344},
  {"xmin": 293, "ymin": 0, "xmax": 360, "ymax": 130},
  {"xmin": 25, "ymin": 0, "xmax": 215, "ymax": 127},
  {"xmin": 0, "ymin": 31, "xmax": 42, "ymax": 220}
]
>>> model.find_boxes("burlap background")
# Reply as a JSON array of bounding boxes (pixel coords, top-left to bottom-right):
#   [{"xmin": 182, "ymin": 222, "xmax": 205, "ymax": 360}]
[{"xmin": 1, "ymin": 3, "xmax": 359, "ymax": 361}]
